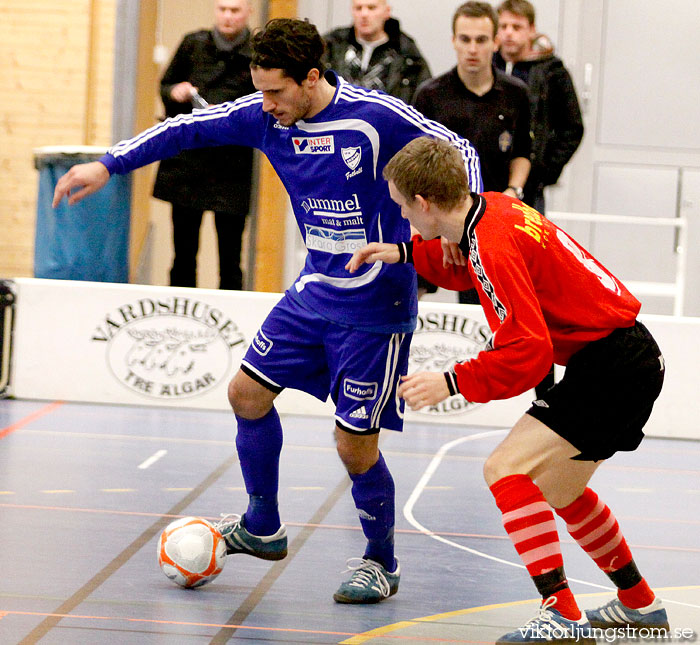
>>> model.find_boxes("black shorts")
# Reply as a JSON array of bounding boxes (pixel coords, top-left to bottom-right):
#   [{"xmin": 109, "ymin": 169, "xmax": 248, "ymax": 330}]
[{"xmin": 527, "ymin": 321, "xmax": 664, "ymax": 462}]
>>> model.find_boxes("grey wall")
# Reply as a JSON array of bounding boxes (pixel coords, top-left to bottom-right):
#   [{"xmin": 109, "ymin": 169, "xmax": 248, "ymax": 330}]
[{"xmin": 297, "ymin": 0, "xmax": 700, "ymax": 316}]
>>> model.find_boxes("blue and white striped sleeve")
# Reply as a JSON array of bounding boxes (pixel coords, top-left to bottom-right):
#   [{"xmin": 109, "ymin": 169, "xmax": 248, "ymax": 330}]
[
  {"xmin": 350, "ymin": 89, "xmax": 483, "ymax": 193},
  {"xmin": 101, "ymin": 93, "xmax": 265, "ymax": 175}
]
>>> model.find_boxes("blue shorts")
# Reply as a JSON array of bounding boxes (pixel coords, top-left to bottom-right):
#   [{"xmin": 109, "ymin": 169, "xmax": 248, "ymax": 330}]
[{"xmin": 241, "ymin": 293, "xmax": 412, "ymax": 434}]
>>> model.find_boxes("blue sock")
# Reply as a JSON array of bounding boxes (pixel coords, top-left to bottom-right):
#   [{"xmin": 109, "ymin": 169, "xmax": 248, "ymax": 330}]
[
  {"xmin": 350, "ymin": 452, "xmax": 397, "ymax": 572},
  {"xmin": 235, "ymin": 407, "xmax": 283, "ymax": 536}
]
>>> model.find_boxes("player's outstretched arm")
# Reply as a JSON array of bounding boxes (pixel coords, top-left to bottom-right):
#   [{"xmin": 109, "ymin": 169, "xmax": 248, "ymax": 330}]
[
  {"xmin": 345, "ymin": 242, "xmax": 401, "ymax": 273},
  {"xmin": 398, "ymin": 372, "xmax": 450, "ymax": 411},
  {"xmin": 52, "ymin": 161, "xmax": 110, "ymax": 207}
]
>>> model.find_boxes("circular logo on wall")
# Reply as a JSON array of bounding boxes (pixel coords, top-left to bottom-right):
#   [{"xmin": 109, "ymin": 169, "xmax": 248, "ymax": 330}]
[
  {"xmin": 91, "ymin": 297, "xmax": 246, "ymax": 400},
  {"xmin": 408, "ymin": 311, "xmax": 491, "ymax": 416}
]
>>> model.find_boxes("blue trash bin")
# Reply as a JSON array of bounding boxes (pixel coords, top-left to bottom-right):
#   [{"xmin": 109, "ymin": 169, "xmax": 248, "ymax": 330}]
[{"xmin": 34, "ymin": 146, "xmax": 131, "ymax": 283}]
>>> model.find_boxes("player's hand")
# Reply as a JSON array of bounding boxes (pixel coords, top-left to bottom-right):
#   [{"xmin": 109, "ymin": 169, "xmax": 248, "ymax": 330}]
[
  {"xmin": 171, "ymin": 81, "xmax": 197, "ymax": 102},
  {"xmin": 441, "ymin": 237, "xmax": 466, "ymax": 267},
  {"xmin": 52, "ymin": 161, "xmax": 110, "ymax": 207},
  {"xmin": 345, "ymin": 242, "xmax": 400, "ymax": 273},
  {"xmin": 398, "ymin": 371, "xmax": 450, "ymax": 410}
]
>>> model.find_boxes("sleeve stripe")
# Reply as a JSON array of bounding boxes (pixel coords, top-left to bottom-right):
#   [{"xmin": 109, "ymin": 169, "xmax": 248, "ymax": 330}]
[
  {"xmin": 397, "ymin": 243, "xmax": 406, "ymax": 264},
  {"xmin": 444, "ymin": 371, "xmax": 459, "ymax": 397},
  {"xmin": 109, "ymin": 93, "xmax": 263, "ymax": 158}
]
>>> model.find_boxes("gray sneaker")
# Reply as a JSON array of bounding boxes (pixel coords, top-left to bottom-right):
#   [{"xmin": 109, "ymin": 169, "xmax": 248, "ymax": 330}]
[
  {"xmin": 497, "ymin": 598, "xmax": 595, "ymax": 643},
  {"xmin": 586, "ymin": 597, "xmax": 669, "ymax": 631},
  {"xmin": 333, "ymin": 558, "xmax": 400, "ymax": 604},
  {"xmin": 215, "ymin": 514, "xmax": 287, "ymax": 561}
]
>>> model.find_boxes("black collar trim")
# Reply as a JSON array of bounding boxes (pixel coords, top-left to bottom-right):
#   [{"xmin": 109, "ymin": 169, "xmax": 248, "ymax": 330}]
[{"xmin": 459, "ymin": 193, "xmax": 486, "ymax": 253}]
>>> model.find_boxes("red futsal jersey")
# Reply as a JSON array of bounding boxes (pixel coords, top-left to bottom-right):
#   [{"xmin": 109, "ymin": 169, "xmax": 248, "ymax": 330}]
[{"xmin": 411, "ymin": 192, "xmax": 641, "ymax": 403}]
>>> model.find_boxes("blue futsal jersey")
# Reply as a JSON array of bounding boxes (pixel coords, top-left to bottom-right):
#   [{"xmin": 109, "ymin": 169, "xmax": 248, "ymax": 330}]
[{"xmin": 101, "ymin": 72, "xmax": 482, "ymax": 333}]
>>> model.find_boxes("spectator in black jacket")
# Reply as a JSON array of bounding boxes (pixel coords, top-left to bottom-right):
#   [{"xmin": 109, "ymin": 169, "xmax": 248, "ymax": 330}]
[
  {"xmin": 495, "ymin": 0, "xmax": 583, "ymax": 397},
  {"xmin": 494, "ymin": 0, "xmax": 583, "ymax": 214},
  {"xmin": 414, "ymin": 1, "xmax": 531, "ymax": 305},
  {"xmin": 153, "ymin": 0, "xmax": 255, "ymax": 290},
  {"xmin": 322, "ymin": 0, "xmax": 431, "ymax": 104}
]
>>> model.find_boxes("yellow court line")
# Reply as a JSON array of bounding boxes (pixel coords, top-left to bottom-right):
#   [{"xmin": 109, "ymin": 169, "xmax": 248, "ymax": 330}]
[{"xmin": 340, "ymin": 587, "xmax": 700, "ymax": 644}]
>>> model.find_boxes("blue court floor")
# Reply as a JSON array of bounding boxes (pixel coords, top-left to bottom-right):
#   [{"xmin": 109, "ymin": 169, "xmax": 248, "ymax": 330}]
[{"xmin": 1, "ymin": 398, "xmax": 699, "ymax": 643}]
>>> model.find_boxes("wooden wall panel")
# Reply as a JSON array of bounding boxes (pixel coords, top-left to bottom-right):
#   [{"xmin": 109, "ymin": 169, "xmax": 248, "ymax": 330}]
[
  {"xmin": 253, "ymin": 0, "xmax": 298, "ymax": 292},
  {"xmin": 129, "ymin": 2, "xmax": 159, "ymax": 282},
  {"xmin": 0, "ymin": 0, "xmax": 116, "ymax": 279}
]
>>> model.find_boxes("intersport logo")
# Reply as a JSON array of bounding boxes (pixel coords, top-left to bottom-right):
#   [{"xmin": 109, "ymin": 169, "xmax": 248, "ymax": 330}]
[{"xmin": 292, "ymin": 135, "xmax": 335, "ymax": 154}]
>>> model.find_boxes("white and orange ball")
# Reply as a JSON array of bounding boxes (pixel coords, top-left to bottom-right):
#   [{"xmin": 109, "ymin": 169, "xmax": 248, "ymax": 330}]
[{"xmin": 157, "ymin": 517, "xmax": 227, "ymax": 588}]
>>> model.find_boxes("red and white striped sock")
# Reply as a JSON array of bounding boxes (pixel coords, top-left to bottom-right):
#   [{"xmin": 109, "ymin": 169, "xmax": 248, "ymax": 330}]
[
  {"xmin": 556, "ymin": 487, "xmax": 655, "ymax": 609},
  {"xmin": 490, "ymin": 474, "xmax": 580, "ymax": 619}
]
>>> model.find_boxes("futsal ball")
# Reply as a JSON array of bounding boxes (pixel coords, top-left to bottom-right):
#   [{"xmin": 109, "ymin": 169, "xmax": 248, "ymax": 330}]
[{"xmin": 157, "ymin": 517, "xmax": 227, "ymax": 588}]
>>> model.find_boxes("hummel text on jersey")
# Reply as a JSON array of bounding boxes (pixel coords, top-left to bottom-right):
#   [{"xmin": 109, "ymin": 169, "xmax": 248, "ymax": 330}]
[{"xmin": 301, "ymin": 193, "xmax": 361, "ymax": 215}]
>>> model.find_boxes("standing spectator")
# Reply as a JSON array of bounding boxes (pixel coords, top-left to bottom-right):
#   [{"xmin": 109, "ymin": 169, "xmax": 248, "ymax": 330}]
[
  {"xmin": 323, "ymin": 0, "xmax": 431, "ymax": 104},
  {"xmin": 414, "ymin": 1, "xmax": 531, "ymax": 304},
  {"xmin": 153, "ymin": 0, "xmax": 255, "ymax": 290},
  {"xmin": 495, "ymin": 0, "xmax": 583, "ymax": 395},
  {"xmin": 324, "ymin": 1, "xmax": 433, "ymax": 298},
  {"xmin": 494, "ymin": 0, "xmax": 583, "ymax": 214}
]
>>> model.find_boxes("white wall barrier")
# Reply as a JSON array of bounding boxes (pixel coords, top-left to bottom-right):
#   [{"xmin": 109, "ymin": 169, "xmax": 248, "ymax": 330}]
[{"xmin": 4, "ymin": 278, "xmax": 699, "ymax": 440}]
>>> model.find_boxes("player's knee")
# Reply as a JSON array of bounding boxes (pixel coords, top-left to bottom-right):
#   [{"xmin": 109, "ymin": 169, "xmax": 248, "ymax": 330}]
[
  {"xmin": 337, "ymin": 449, "xmax": 374, "ymax": 475},
  {"xmin": 227, "ymin": 377, "xmax": 247, "ymax": 415},
  {"xmin": 228, "ymin": 373, "xmax": 269, "ymax": 419},
  {"xmin": 334, "ymin": 428, "xmax": 378, "ymax": 475},
  {"xmin": 483, "ymin": 450, "xmax": 519, "ymax": 487}
]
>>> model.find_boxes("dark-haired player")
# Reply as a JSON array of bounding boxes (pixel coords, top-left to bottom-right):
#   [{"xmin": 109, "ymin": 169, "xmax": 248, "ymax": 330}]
[{"xmin": 52, "ymin": 19, "xmax": 482, "ymax": 603}]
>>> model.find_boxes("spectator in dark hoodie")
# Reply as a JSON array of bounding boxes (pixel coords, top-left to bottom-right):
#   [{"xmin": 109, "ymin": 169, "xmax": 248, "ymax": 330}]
[
  {"xmin": 495, "ymin": 0, "xmax": 583, "ymax": 214},
  {"xmin": 323, "ymin": 0, "xmax": 431, "ymax": 105}
]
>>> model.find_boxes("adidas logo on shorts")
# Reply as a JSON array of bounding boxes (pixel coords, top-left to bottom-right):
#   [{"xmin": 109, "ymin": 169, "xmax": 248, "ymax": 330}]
[{"xmin": 349, "ymin": 405, "xmax": 369, "ymax": 419}]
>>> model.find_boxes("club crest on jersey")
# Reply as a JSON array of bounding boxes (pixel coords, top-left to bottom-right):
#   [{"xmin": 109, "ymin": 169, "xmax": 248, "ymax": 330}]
[
  {"xmin": 341, "ymin": 146, "xmax": 361, "ymax": 170},
  {"xmin": 292, "ymin": 135, "xmax": 334, "ymax": 154},
  {"xmin": 341, "ymin": 146, "xmax": 363, "ymax": 180},
  {"xmin": 343, "ymin": 379, "xmax": 378, "ymax": 401}
]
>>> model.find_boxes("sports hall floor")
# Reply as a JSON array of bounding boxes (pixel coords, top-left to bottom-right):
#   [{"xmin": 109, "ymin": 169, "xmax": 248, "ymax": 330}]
[{"xmin": 1, "ymin": 398, "xmax": 699, "ymax": 644}]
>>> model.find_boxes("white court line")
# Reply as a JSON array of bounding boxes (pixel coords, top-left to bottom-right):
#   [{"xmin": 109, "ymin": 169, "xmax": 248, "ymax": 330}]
[
  {"xmin": 138, "ymin": 449, "xmax": 167, "ymax": 470},
  {"xmin": 402, "ymin": 430, "xmax": 613, "ymax": 591}
]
